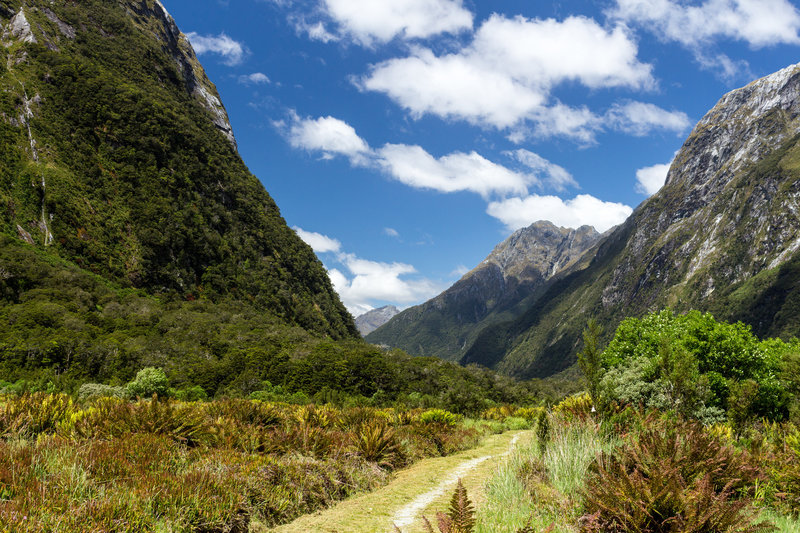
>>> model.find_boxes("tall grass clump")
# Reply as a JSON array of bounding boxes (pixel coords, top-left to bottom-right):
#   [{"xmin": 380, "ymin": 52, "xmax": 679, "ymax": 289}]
[{"xmin": 475, "ymin": 412, "xmax": 604, "ymax": 532}]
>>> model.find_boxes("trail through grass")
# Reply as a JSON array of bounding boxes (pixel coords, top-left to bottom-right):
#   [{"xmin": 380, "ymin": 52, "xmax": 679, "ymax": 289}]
[{"xmin": 266, "ymin": 429, "xmax": 530, "ymax": 533}]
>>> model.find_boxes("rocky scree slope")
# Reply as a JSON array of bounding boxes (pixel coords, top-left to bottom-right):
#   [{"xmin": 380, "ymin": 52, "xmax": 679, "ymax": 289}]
[
  {"xmin": 0, "ymin": 0, "xmax": 356, "ymax": 339},
  {"xmin": 366, "ymin": 221, "xmax": 602, "ymax": 361},
  {"xmin": 460, "ymin": 62, "xmax": 800, "ymax": 379}
]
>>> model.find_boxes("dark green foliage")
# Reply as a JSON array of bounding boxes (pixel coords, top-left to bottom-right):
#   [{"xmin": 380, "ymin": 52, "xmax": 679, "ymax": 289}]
[
  {"xmin": 578, "ymin": 318, "xmax": 603, "ymax": 411},
  {"xmin": 536, "ymin": 410, "xmax": 550, "ymax": 455},
  {"xmin": 0, "ymin": 0, "xmax": 355, "ymax": 340},
  {"xmin": 599, "ymin": 310, "xmax": 794, "ymax": 422},
  {"xmin": 581, "ymin": 418, "xmax": 772, "ymax": 532}
]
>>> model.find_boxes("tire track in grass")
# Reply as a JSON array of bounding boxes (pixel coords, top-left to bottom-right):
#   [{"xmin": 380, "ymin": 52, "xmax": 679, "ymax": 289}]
[
  {"xmin": 390, "ymin": 433, "xmax": 522, "ymax": 530},
  {"xmin": 266, "ymin": 430, "xmax": 528, "ymax": 533}
]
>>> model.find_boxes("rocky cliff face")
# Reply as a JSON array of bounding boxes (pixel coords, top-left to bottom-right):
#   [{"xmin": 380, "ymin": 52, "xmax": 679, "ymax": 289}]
[
  {"xmin": 460, "ymin": 62, "xmax": 800, "ymax": 378},
  {"xmin": 366, "ymin": 221, "xmax": 602, "ymax": 360},
  {"xmin": 356, "ymin": 305, "xmax": 400, "ymax": 336},
  {"xmin": 125, "ymin": 0, "xmax": 236, "ymax": 147}
]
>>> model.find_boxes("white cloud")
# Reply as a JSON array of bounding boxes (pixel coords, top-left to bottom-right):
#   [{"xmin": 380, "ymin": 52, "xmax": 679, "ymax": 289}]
[
  {"xmin": 377, "ymin": 144, "xmax": 537, "ymax": 198},
  {"xmin": 610, "ymin": 0, "xmax": 800, "ymax": 48},
  {"xmin": 283, "ymin": 114, "xmax": 571, "ymax": 197},
  {"xmin": 287, "ymin": 114, "xmax": 371, "ymax": 162},
  {"xmin": 506, "ymin": 149, "xmax": 577, "ymax": 191},
  {"xmin": 293, "ymin": 227, "xmax": 342, "ymax": 253},
  {"xmin": 635, "ymin": 162, "xmax": 672, "ymax": 196},
  {"xmin": 186, "ymin": 32, "xmax": 246, "ymax": 65},
  {"xmin": 291, "ymin": 226, "xmax": 441, "ymax": 314},
  {"xmin": 451, "ymin": 264, "xmax": 470, "ymax": 277},
  {"xmin": 238, "ymin": 72, "xmax": 270, "ymax": 85},
  {"xmin": 330, "ymin": 255, "xmax": 441, "ymax": 315},
  {"xmin": 320, "ymin": 0, "xmax": 473, "ymax": 45},
  {"xmin": 384, "ymin": 227, "xmax": 400, "ymax": 237},
  {"xmin": 605, "ymin": 101, "xmax": 691, "ymax": 136},
  {"xmin": 360, "ymin": 14, "xmax": 654, "ymax": 141},
  {"xmin": 487, "ymin": 194, "xmax": 633, "ymax": 233},
  {"xmin": 294, "ymin": 19, "xmax": 339, "ymax": 43}
]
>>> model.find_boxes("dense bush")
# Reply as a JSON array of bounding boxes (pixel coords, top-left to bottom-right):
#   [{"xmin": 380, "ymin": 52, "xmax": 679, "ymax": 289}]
[
  {"xmin": 126, "ymin": 367, "xmax": 169, "ymax": 399},
  {"xmin": 599, "ymin": 310, "xmax": 796, "ymax": 422}
]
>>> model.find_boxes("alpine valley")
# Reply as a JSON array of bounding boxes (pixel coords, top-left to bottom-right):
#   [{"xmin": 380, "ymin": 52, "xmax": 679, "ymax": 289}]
[{"xmin": 368, "ymin": 62, "xmax": 800, "ymax": 380}]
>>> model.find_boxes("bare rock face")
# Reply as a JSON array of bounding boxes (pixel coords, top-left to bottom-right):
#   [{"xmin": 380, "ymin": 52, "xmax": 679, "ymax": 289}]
[
  {"xmin": 3, "ymin": 9, "xmax": 36, "ymax": 45},
  {"xmin": 366, "ymin": 221, "xmax": 602, "ymax": 360},
  {"xmin": 356, "ymin": 305, "xmax": 400, "ymax": 336}
]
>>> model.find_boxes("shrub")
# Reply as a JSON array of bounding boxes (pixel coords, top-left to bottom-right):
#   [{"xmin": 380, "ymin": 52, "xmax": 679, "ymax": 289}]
[
  {"xmin": 351, "ymin": 421, "xmax": 399, "ymax": 465},
  {"xmin": 77, "ymin": 383, "xmax": 128, "ymax": 401},
  {"xmin": 581, "ymin": 417, "xmax": 770, "ymax": 532},
  {"xmin": 419, "ymin": 409, "xmax": 460, "ymax": 426},
  {"xmin": 126, "ymin": 367, "xmax": 169, "ymax": 399}
]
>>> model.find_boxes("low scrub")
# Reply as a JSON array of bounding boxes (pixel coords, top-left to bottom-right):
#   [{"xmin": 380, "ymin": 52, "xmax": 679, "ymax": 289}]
[{"xmin": 581, "ymin": 417, "xmax": 770, "ymax": 532}]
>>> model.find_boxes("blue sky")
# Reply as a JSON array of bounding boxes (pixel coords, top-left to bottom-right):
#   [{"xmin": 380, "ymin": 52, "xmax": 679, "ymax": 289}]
[{"xmin": 163, "ymin": 0, "xmax": 800, "ymax": 315}]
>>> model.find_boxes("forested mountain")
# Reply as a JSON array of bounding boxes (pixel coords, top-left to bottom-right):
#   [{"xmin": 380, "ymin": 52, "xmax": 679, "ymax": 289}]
[
  {"xmin": 0, "ymin": 0, "xmax": 371, "ymax": 393},
  {"xmin": 0, "ymin": 0, "xmax": 355, "ymax": 337},
  {"xmin": 453, "ymin": 63, "xmax": 800, "ymax": 379},
  {"xmin": 367, "ymin": 221, "xmax": 602, "ymax": 360}
]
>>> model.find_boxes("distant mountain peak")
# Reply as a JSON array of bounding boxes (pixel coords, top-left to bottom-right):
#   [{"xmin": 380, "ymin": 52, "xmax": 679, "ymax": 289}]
[
  {"xmin": 356, "ymin": 305, "xmax": 400, "ymax": 336},
  {"xmin": 366, "ymin": 220, "xmax": 602, "ymax": 359}
]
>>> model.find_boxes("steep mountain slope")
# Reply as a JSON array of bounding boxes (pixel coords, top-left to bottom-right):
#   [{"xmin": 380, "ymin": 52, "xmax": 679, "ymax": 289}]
[
  {"xmin": 356, "ymin": 305, "xmax": 399, "ymax": 336},
  {"xmin": 367, "ymin": 221, "xmax": 602, "ymax": 360},
  {"xmin": 0, "ymin": 0, "xmax": 355, "ymax": 339},
  {"xmin": 461, "ymin": 62, "xmax": 800, "ymax": 379}
]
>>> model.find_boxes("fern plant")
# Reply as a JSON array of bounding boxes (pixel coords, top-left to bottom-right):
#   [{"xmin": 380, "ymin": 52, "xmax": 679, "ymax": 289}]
[{"xmin": 580, "ymin": 418, "xmax": 773, "ymax": 532}]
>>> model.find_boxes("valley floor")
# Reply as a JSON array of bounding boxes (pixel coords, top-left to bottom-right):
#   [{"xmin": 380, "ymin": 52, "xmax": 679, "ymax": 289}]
[{"xmin": 266, "ymin": 429, "xmax": 530, "ymax": 533}]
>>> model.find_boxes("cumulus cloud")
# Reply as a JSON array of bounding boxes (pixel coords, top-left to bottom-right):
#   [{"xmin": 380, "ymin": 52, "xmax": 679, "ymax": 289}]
[
  {"xmin": 609, "ymin": 0, "xmax": 800, "ymax": 48},
  {"xmin": 606, "ymin": 101, "xmax": 691, "ymax": 136},
  {"xmin": 186, "ymin": 32, "xmax": 247, "ymax": 65},
  {"xmin": 291, "ymin": 226, "xmax": 442, "ymax": 314},
  {"xmin": 384, "ymin": 227, "xmax": 400, "ymax": 237},
  {"xmin": 329, "ymin": 254, "xmax": 441, "ymax": 314},
  {"xmin": 635, "ymin": 161, "xmax": 673, "ymax": 196},
  {"xmin": 320, "ymin": 0, "xmax": 473, "ymax": 45},
  {"xmin": 487, "ymin": 194, "xmax": 633, "ymax": 233},
  {"xmin": 287, "ymin": 114, "xmax": 371, "ymax": 162},
  {"xmin": 506, "ymin": 149, "xmax": 577, "ymax": 191},
  {"xmin": 360, "ymin": 14, "xmax": 654, "ymax": 141},
  {"xmin": 609, "ymin": 0, "xmax": 800, "ymax": 78},
  {"xmin": 293, "ymin": 227, "xmax": 342, "ymax": 253},
  {"xmin": 377, "ymin": 144, "xmax": 537, "ymax": 198},
  {"xmin": 293, "ymin": 19, "xmax": 339, "ymax": 43},
  {"xmin": 283, "ymin": 114, "xmax": 559, "ymax": 197},
  {"xmin": 238, "ymin": 72, "xmax": 270, "ymax": 85}
]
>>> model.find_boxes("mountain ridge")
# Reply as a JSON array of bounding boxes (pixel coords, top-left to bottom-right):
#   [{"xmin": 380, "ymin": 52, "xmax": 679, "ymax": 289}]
[
  {"xmin": 458, "ymin": 61, "xmax": 800, "ymax": 378},
  {"xmin": 366, "ymin": 220, "xmax": 602, "ymax": 360}
]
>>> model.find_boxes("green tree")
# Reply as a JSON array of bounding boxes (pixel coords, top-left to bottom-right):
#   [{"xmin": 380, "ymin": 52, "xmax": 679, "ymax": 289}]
[
  {"xmin": 127, "ymin": 367, "xmax": 169, "ymax": 399},
  {"xmin": 578, "ymin": 318, "xmax": 604, "ymax": 413}
]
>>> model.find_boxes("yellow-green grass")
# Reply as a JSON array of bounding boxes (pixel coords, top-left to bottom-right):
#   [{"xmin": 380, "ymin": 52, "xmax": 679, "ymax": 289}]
[{"xmin": 267, "ymin": 430, "xmax": 529, "ymax": 533}]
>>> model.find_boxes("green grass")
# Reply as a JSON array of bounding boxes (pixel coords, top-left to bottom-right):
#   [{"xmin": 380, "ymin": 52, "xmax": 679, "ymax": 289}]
[{"xmin": 475, "ymin": 415, "xmax": 608, "ymax": 532}]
